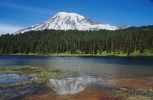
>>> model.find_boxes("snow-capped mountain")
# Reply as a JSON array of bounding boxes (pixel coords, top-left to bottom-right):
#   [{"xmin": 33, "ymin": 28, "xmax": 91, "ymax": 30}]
[{"xmin": 17, "ymin": 12, "xmax": 118, "ymax": 33}]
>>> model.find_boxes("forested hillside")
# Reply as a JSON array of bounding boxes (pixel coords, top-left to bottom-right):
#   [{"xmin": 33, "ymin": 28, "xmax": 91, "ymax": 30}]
[{"xmin": 0, "ymin": 26, "xmax": 153, "ymax": 56}]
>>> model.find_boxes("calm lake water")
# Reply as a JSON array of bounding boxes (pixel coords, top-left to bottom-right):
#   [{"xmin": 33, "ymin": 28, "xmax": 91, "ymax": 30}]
[{"xmin": 0, "ymin": 55, "xmax": 153, "ymax": 78}]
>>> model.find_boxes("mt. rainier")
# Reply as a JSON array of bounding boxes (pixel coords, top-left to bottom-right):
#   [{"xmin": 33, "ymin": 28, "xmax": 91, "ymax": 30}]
[{"xmin": 17, "ymin": 12, "xmax": 118, "ymax": 33}]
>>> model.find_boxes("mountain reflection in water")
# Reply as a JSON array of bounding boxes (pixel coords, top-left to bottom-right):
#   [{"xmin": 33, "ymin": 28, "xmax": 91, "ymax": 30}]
[{"xmin": 47, "ymin": 76, "xmax": 103, "ymax": 95}]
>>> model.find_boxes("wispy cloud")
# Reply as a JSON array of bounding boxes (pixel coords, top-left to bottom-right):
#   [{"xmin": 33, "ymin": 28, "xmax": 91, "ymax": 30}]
[
  {"xmin": 0, "ymin": 1, "xmax": 53, "ymax": 15},
  {"xmin": 0, "ymin": 23, "xmax": 22, "ymax": 34}
]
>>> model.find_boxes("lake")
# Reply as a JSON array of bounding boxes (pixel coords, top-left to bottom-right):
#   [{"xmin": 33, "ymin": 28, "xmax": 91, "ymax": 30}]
[
  {"xmin": 0, "ymin": 55, "xmax": 153, "ymax": 100},
  {"xmin": 0, "ymin": 55, "xmax": 153, "ymax": 78}
]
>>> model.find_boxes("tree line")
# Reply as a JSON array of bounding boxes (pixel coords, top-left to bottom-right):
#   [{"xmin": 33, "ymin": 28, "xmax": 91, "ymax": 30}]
[{"xmin": 0, "ymin": 25, "xmax": 153, "ymax": 56}]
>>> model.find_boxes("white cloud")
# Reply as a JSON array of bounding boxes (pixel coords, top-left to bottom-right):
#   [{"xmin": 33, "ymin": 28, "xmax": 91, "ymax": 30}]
[{"xmin": 0, "ymin": 23, "xmax": 22, "ymax": 34}]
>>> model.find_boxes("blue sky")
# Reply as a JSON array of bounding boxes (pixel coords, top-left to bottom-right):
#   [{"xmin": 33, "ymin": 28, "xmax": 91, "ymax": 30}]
[{"xmin": 0, "ymin": 0, "xmax": 153, "ymax": 34}]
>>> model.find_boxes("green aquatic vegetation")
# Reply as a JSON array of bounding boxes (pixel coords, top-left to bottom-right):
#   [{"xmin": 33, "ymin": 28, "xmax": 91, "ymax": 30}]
[
  {"xmin": 112, "ymin": 87, "xmax": 153, "ymax": 100},
  {"xmin": 0, "ymin": 67, "xmax": 11, "ymax": 73},
  {"xmin": 0, "ymin": 67, "xmax": 7, "ymax": 71},
  {"xmin": 0, "ymin": 66, "xmax": 80, "ymax": 87},
  {"xmin": 10, "ymin": 66, "xmax": 79, "ymax": 78},
  {"xmin": 125, "ymin": 96, "xmax": 151, "ymax": 100}
]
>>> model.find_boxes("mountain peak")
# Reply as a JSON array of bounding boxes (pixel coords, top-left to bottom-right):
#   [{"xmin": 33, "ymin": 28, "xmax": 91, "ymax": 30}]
[
  {"xmin": 52, "ymin": 12, "xmax": 85, "ymax": 22},
  {"xmin": 55, "ymin": 12, "xmax": 83, "ymax": 17},
  {"xmin": 17, "ymin": 12, "xmax": 118, "ymax": 33}
]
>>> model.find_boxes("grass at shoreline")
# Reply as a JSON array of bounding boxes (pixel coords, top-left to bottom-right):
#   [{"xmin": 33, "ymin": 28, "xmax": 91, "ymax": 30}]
[{"xmin": 9, "ymin": 52, "xmax": 153, "ymax": 57}]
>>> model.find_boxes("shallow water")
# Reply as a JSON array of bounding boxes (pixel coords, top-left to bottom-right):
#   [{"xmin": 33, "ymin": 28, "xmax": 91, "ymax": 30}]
[
  {"xmin": 0, "ymin": 84, "xmax": 48, "ymax": 100},
  {"xmin": 0, "ymin": 55, "xmax": 153, "ymax": 100},
  {"xmin": 0, "ymin": 73, "xmax": 29, "ymax": 85}
]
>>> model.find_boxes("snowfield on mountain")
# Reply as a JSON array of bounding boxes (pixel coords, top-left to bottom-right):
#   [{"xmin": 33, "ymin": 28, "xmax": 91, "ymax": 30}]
[{"xmin": 17, "ymin": 12, "xmax": 118, "ymax": 33}]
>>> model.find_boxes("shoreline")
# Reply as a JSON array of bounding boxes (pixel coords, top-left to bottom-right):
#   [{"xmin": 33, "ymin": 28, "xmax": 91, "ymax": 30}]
[{"xmin": 2, "ymin": 53, "xmax": 153, "ymax": 57}]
